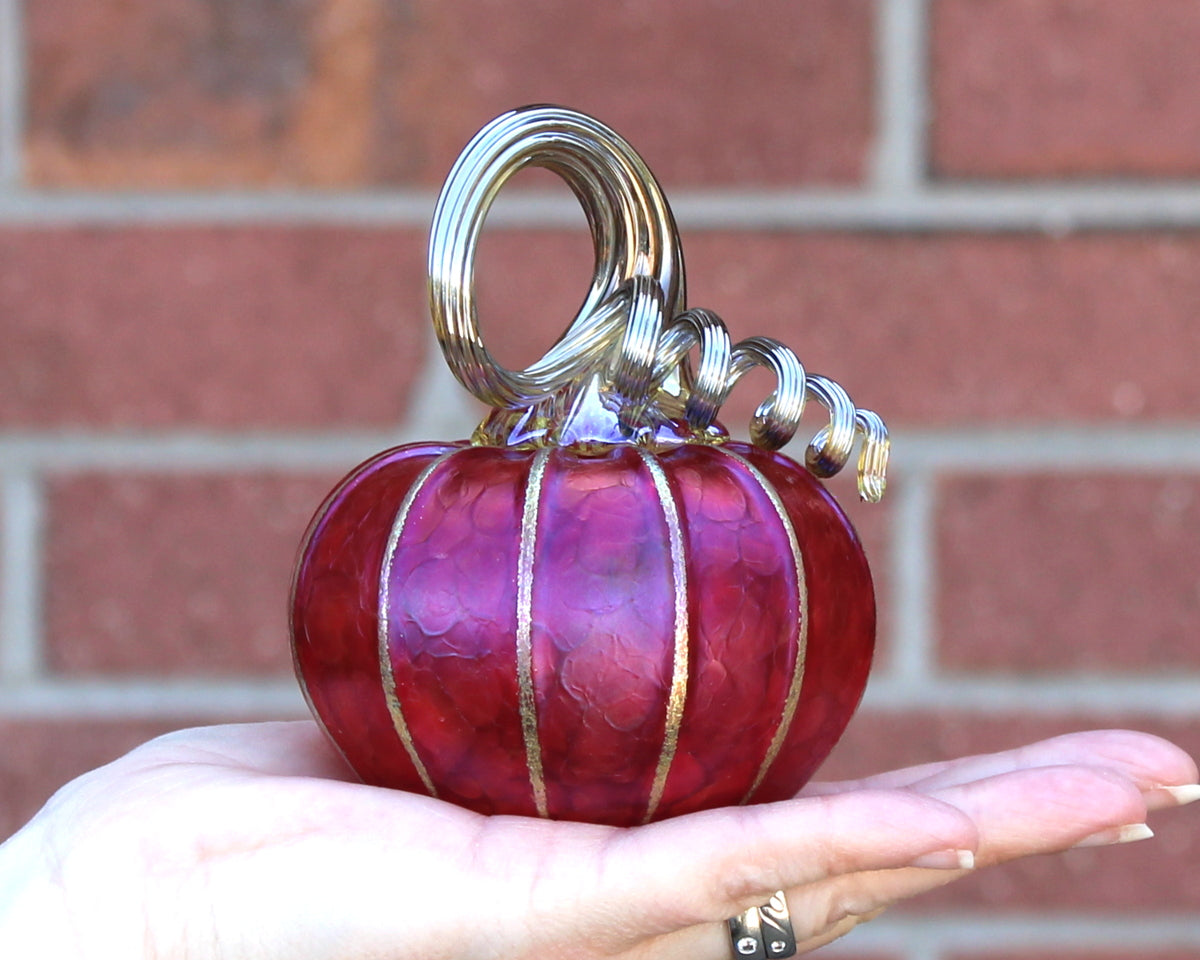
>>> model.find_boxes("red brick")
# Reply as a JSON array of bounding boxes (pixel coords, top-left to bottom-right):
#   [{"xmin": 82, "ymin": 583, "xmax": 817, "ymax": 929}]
[
  {"xmin": 26, "ymin": 0, "xmax": 874, "ymax": 188},
  {"xmin": 820, "ymin": 712, "xmax": 1200, "ymax": 912},
  {"xmin": 0, "ymin": 718, "xmax": 197, "ymax": 840},
  {"xmin": 0, "ymin": 228, "xmax": 426, "ymax": 429},
  {"xmin": 370, "ymin": 0, "xmax": 874, "ymax": 187},
  {"xmin": 932, "ymin": 0, "xmax": 1200, "ymax": 179},
  {"xmin": 938, "ymin": 474, "xmax": 1200, "ymax": 672},
  {"xmin": 471, "ymin": 230, "xmax": 1200, "ymax": 427},
  {"xmin": 470, "ymin": 210, "xmax": 603, "ymax": 377},
  {"xmin": 13, "ymin": 227, "xmax": 1200, "ymax": 432},
  {"xmin": 45, "ymin": 472, "xmax": 340, "ymax": 676}
]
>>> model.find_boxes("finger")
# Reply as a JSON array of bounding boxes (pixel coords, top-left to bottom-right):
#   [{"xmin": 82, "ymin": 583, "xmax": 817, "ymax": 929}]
[
  {"xmin": 125, "ymin": 721, "xmax": 360, "ymax": 782},
  {"xmin": 772, "ymin": 761, "xmax": 1157, "ymax": 956},
  {"xmin": 791, "ymin": 906, "xmax": 886, "ymax": 956},
  {"xmin": 804, "ymin": 730, "xmax": 1198, "ymax": 808},
  {"xmin": 927, "ymin": 762, "xmax": 1147, "ymax": 865},
  {"xmin": 786, "ymin": 763, "xmax": 1150, "ymax": 946},
  {"xmin": 592, "ymin": 789, "xmax": 978, "ymax": 941}
]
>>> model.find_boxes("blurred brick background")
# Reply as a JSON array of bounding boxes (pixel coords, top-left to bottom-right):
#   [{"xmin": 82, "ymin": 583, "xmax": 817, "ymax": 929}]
[{"xmin": 3, "ymin": 0, "xmax": 1200, "ymax": 956}]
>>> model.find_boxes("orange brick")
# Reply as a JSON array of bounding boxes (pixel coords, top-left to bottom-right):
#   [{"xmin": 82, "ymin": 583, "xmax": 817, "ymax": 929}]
[
  {"xmin": 26, "ymin": 0, "xmax": 874, "ymax": 188},
  {"xmin": 26, "ymin": 0, "xmax": 379, "ymax": 186}
]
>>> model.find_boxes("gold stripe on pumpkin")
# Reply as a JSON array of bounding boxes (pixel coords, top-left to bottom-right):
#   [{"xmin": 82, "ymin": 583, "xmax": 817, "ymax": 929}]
[
  {"xmin": 517, "ymin": 448, "xmax": 552, "ymax": 818},
  {"xmin": 639, "ymin": 449, "xmax": 691, "ymax": 824},
  {"xmin": 377, "ymin": 451, "xmax": 458, "ymax": 798}
]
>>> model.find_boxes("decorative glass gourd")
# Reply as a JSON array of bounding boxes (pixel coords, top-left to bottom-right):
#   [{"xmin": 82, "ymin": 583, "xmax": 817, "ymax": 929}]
[{"xmin": 290, "ymin": 106, "xmax": 888, "ymax": 827}]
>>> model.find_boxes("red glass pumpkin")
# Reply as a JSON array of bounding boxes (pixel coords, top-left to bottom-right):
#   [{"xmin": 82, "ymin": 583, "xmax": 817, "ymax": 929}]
[
  {"xmin": 289, "ymin": 106, "xmax": 887, "ymax": 826},
  {"xmin": 291, "ymin": 435, "xmax": 873, "ymax": 826}
]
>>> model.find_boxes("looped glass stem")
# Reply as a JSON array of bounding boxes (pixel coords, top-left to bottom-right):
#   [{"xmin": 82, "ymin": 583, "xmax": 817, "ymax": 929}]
[
  {"xmin": 428, "ymin": 104, "xmax": 685, "ymax": 409},
  {"xmin": 429, "ymin": 105, "xmax": 890, "ymax": 501}
]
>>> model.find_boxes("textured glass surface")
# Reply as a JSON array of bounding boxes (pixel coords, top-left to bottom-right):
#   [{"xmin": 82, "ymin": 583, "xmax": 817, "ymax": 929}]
[
  {"xmin": 385, "ymin": 447, "xmax": 536, "ymax": 816},
  {"xmin": 531, "ymin": 447, "xmax": 676, "ymax": 823},
  {"xmin": 291, "ymin": 438, "xmax": 874, "ymax": 824},
  {"xmin": 650, "ymin": 444, "xmax": 800, "ymax": 819},
  {"xmin": 290, "ymin": 443, "xmax": 455, "ymax": 785},
  {"xmin": 736, "ymin": 445, "xmax": 876, "ymax": 804}
]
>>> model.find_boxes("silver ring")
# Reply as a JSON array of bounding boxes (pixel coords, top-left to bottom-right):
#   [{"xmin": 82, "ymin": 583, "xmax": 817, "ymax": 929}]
[
  {"xmin": 728, "ymin": 890, "xmax": 797, "ymax": 959},
  {"xmin": 759, "ymin": 891, "xmax": 798, "ymax": 957}
]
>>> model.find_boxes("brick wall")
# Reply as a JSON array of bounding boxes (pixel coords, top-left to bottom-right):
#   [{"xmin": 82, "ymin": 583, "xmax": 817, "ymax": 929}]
[{"xmin": 3, "ymin": 0, "xmax": 1200, "ymax": 956}]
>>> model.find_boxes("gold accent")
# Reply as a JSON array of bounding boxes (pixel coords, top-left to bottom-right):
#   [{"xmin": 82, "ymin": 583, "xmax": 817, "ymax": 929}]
[
  {"xmin": 517, "ymin": 448, "xmax": 552, "ymax": 818},
  {"xmin": 719, "ymin": 449, "xmax": 809, "ymax": 804},
  {"xmin": 639, "ymin": 449, "xmax": 690, "ymax": 824},
  {"xmin": 378, "ymin": 452, "xmax": 458, "ymax": 798}
]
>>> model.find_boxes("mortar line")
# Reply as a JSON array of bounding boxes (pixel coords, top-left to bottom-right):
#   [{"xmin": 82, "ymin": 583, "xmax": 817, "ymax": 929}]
[
  {"xmin": 0, "ymin": 678, "xmax": 306, "ymax": 718},
  {"xmin": 886, "ymin": 470, "xmax": 936, "ymax": 685},
  {"xmin": 1, "ymin": 470, "xmax": 43, "ymax": 683},
  {"xmin": 4, "ymin": 668, "xmax": 1200, "ymax": 720},
  {"xmin": 7, "ymin": 425, "xmax": 1200, "ymax": 472},
  {"xmin": 399, "ymin": 327, "xmax": 486, "ymax": 442},
  {"xmin": 861, "ymin": 673, "xmax": 1200, "ymax": 715},
  {"xmin": 896, "ymin": 426, "xmax": 1200, "ymax": 472},
  {"xmin": 836, "ymin": 913, "xmax": 1200, "ymax": 952},
  {"xmin": 12, "ymin": 186, "xmax": 1200, "ymax": 230},
  {"xmin": 0, "ymin": 0, "xmax": 23, "ymax": 187},
  {"xmin": 872, "ymin": 0, "xmax": 929, "ymax": 193}
]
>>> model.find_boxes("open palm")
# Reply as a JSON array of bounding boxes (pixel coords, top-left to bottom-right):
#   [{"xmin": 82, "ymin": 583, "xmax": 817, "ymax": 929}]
[{"xmin": 1, "ymin": 721, "xmax": 1194, "ymax": 960}]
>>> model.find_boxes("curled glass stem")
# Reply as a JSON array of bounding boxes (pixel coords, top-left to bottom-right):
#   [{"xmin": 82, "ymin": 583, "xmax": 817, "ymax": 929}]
[{"xmin": 428, "ymin": 104, "xmax": 889, "ymax": 499}]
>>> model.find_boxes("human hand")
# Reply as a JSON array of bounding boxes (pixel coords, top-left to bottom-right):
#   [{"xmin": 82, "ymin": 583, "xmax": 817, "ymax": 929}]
[{"xmin": 0, "ymin": 721, "xmax": 1194, "ymax": 960}]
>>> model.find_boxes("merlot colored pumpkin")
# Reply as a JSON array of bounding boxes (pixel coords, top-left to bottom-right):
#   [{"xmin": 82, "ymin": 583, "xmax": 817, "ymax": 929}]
[
  {"xmin": 290, "ymin": 104, "xmax": 885, "ymax": 828},
  {"xmin": 290, "ymin": 435, "xmax": 873, "ymax": 827}
]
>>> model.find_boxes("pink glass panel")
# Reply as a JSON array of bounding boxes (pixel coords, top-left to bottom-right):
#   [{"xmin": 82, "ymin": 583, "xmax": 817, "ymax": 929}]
[
  {"xmin": 650, "ymin": 444, "xmax": 800, "ymax": 819},
  {"xmin": 384, "ymin": 447, "xmax": 537, "ymax": 817},
  {"xmin": 736, "ymin": 443, "xmax": 875, "ymax": 802},
  {"xmin": 531, "ymin": 447, "xmax": 675, "ymax": 825}
]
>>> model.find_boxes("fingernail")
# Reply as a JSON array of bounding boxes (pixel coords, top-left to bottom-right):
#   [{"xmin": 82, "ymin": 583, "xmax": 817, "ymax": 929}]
[
  {"xmin": 1159, "ymin": 784, "xmax": 1200, "ymax": 807},
  {"xmin": 909, "ymin": 848, "xmax": 975, "ymax": 870},
  {"xmin": 1072, "ymin": 823, "xmax": 1154, "ymax": 849}
]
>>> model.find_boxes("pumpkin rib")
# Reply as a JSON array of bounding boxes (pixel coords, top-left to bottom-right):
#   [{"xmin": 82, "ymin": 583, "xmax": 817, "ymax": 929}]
[
  {"xmin": 377, "ymin": 450, "xmax": 459, "ymax": 799},
  {"xmin": 716, "ymin": 447, "xmax": 810, "ymax": 805}
]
